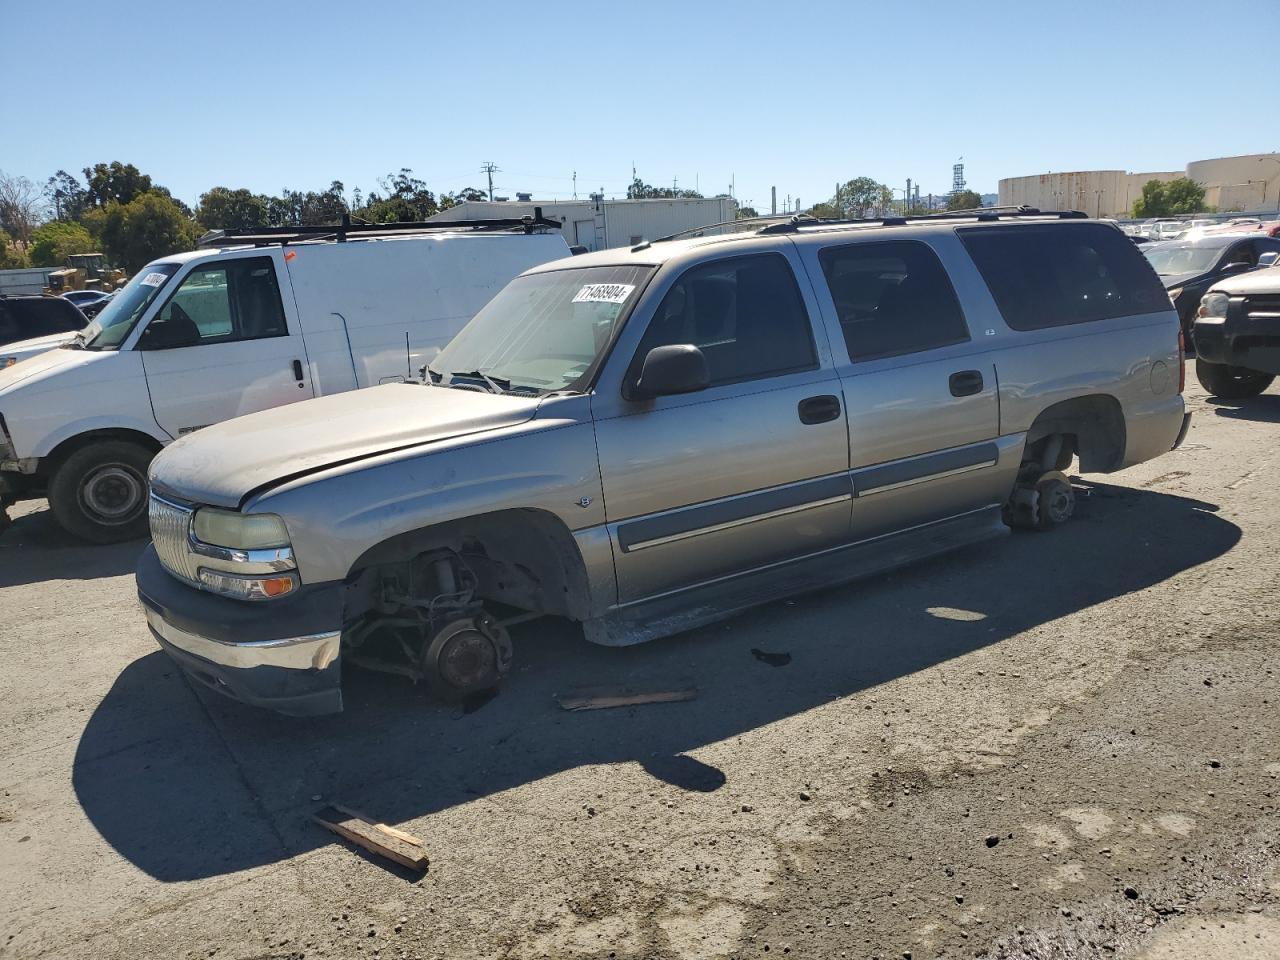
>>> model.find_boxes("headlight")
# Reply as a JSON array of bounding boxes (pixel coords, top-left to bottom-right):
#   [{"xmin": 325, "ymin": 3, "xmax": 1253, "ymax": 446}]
[
  {"xmin": 1167, "ymin": 287, "xmax": 1184, "ymax": 303},
  {"xmin": 1198, "ymin": 292, "xmax": 1229, "ymax": 318},
  {"xmin": 192, "ymin": 507, "xmax": 291, "ymax": 550}
]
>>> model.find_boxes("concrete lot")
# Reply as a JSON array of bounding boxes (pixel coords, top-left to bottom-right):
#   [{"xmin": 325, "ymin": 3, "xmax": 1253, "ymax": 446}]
[{"xmin": 1, "ymin": 378, "xmax": 1278, "ymax": 960}]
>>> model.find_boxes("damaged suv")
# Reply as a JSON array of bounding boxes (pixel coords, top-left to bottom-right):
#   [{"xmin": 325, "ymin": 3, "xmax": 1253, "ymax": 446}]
[{"xmin": 136, "ymin": 210, "xmax": 1189, "ymax": 715}]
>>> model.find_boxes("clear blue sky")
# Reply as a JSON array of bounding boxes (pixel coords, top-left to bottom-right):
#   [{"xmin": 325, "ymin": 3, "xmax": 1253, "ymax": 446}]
[{"xmin": 6, "ymin": 0, "xmax": 1277, "ymax": 213}]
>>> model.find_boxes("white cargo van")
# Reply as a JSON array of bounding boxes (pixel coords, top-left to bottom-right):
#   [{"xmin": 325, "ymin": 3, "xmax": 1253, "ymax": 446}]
[{"xmin": 0, "ymin": 217, "xmax": 570, "ymax": 542}]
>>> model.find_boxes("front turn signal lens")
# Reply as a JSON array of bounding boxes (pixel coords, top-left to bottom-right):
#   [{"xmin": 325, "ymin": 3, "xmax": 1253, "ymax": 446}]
[{"xmin": 197, "ymin": 569, "xmax": 297, "ymax": 601}]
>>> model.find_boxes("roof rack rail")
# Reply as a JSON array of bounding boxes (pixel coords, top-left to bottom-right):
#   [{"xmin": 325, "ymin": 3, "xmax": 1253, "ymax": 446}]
[
  {"xmin": 757, "ymin": 205, "xmax": 1089, "ymax": 234},
  {"xmin": 651, "ymin": 214, "xmax": 797, "ymax": 244},
  {"xmin": 198, "ymin": 208, "xmax": 563, "ymax": 249}
]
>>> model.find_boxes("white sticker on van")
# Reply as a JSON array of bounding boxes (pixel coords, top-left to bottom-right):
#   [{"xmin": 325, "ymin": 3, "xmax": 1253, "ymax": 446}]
[
  {"xmin": 140, "ymin": 272, "xmax": 169, "ymax": 287},
  {"xmin": 572, "ymin": 283, "xmax": 636, "ymax": 305}
]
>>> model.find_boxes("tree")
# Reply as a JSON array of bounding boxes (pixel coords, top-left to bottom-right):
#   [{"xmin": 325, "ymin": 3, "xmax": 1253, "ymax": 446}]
[
  {"xmin": 99, "ymin": 193, "xmax": 197, "ymax": 272},
  {"xmin": 44, "ymin": 170, "xmax": 90, "ymax": 221},
  {"xmin": 83, "ymin": 161, "xmax": 155, "ymax": 208},
  {"xmin": 1132, "ymin": 177, "xmax": 1208, "ymax": 218},
  {"xmin": 947, "ymin": 189, "xmax": 983, "ymax": 211},
  {"xmin": 355, "ymin": 169, "xmax": 442, "ymax": 222},
  {"xmin": 439, "ymin": 187, "xmax": 487, "ymax": 211},
  {"xmin": 737, "ymin": 206, "xmax": 759, "ymax": 219},
  {"xmin": 812, "ymin": 177, "xmax": 894, "ymax": 219},
  {"xmin": 0, "ymin": 170, "xmax": 45, "ymax": 246},
  {"xmin": 28, "ymin": 221, "xmax": 95, "ymax": 266},
  {"xmin": 626, "ymin": 177, "xmax": 703, "ymax": 200},
  {"xmin": 0, "ymin": 229, "xmax": 29, "ymax": 269},
  {"xmin": 197, "ymin": 187, "xmax": 269, "ymax": 231},
  {"xmin": 266, "ymin": 181, "xmax": 348, "ymax": 225}
]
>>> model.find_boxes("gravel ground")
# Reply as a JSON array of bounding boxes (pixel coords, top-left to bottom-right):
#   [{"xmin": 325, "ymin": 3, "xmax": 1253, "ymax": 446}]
[{"xmin": 1, "ymin": 378, "xmax": 1278, "ymax": 960}]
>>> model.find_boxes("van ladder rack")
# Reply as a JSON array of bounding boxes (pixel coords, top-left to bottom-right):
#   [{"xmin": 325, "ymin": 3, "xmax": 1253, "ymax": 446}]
[
  {"xmin": 198, "ymin": 209, "xmax": 563, "ymax": 249},
  {"xmin": 757, "ymin": 205, "xmax": 1089, "ymax": 234}
]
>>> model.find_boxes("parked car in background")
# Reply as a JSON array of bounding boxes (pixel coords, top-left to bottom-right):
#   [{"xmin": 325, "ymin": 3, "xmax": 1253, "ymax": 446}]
[
  {"xmin": 62, "ymin": 289, "xmax": 115, "ymax": 318},
  {"xmin": 1150, "ymin": 220, "xmax": 1187, "ymax": 242},
  {"xmin": 1205, "ymin": 218, "xmax": 1280, "ymax": 239},
  {"xmin": 135, "ymin": 212, "xmax": 1188, "ymax": 716},
  {"xmin": 0, "ymin": 218, "xmax": 570, "ymax": 541},
  {"xmin": 0, "ymin": 295, "xmax": 88, "ymax": 368},
  {"xmin": 1192, "ymin": 251, "xmax": 1280, "ymax": 397},
  {"xmin": 1143, "ymin": 234, "xmax": 1280, "ymax": 339}
]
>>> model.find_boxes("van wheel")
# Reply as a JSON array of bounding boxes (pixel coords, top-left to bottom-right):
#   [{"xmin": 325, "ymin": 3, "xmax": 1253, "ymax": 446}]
[
  {"xmin": 420, "ymin": 614, "xmax": 513, "ymax": 702},
  {"xmin": 48, "ymin": 441, "xmax": 154, "ymax": 543},
  {"xmin": 1195, "ymin": 358, "xmax": 1273, "ymax": 399}
]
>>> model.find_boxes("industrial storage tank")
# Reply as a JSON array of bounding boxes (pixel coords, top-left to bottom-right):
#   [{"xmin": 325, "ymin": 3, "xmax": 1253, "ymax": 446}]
[
  {"xmin": 999, "ymin": 170, "xmax": 1179, "ymax": 218},
  {"xmin": 1186, "ymin": 154, "xmax": 1280, "ymax": 212}
]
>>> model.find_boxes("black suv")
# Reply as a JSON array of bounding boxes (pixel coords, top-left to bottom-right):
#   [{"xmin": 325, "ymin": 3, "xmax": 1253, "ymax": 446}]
[
  {"xmin": 1143, "ymin": 235, "xmax": 1280, "ymax": 340},
  {"xmin": 0, "ymin": 295, "xmax": 87, "ymax": 348}
]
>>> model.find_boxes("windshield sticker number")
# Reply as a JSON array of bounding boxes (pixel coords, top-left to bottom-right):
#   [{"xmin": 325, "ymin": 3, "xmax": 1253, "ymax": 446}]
[
  {"xmin": 572, "ymin": 283, "xmax": 635, "ymax": 305},
  {"xmin": 140, "ymin": 272, "xmax": 169, "ymax": 287}
]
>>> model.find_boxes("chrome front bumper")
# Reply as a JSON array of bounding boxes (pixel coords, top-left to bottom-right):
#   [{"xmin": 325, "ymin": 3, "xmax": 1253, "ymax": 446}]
[
  {"xmin": 143, "ymin": 605, "xmax": 340, "ymax": 672},
  {"xmin": 136, "ymin": 543, "xmax": 345, "ymax": 716}
]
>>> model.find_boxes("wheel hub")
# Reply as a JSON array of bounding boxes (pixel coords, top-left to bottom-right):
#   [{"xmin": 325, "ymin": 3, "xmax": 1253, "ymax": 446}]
[{"xmin": 82, "ymin": 465, "xmax": 144, "ymax": 521}]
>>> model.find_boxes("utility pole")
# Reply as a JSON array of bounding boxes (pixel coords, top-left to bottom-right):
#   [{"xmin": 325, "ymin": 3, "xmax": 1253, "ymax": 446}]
[
  {"xmin": 481, "ymin": 161, "xmax": 499, "ymax": 202},
  {"xmin": 771, "ymin": 186, "xmax": 777, "ymax": 215},
  {"xmin": 572, "ymin": 170, "xmax": 577, "ymax": 200},
  {"xmin": 906, "ymin": 178, "xmax": 912, "ymax": 215}
]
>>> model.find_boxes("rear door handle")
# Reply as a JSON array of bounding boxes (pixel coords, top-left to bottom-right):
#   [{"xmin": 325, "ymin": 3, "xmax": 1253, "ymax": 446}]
[
  {"xmin": 798, "ymin": 394, "xmax": 841, "ymax": 425},
  {"xmin": 292, "ymin": 359, "xmax": 305, "ymax": 384},
  {"xmin": 948, "ymin": 370, "xmax": 984, "ymax": 397}
]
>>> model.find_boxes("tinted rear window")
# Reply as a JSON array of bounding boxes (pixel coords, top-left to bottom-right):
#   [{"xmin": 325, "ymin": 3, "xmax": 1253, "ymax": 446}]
[
  {"xmin": 0, "ymin": 297, "xmax": 85, "ymax": 345},
  {"xmin": 959, "ymin": 223, "xmax": 1169, "ymax": 330}
]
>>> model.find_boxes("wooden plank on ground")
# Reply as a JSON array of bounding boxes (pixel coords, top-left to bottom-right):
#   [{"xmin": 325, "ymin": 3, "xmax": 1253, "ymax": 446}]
[
  {"xmin": 311, "ymin": 805, "xmax": 428, "ymax": 872},
  {"xmin": 556, "ymin": 687, "xmax": 698, "ymax": 712}
]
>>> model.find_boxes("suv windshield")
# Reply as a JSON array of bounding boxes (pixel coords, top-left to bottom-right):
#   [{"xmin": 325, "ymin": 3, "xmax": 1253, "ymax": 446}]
[
  {"xmin": 431, "ymin": 265, "xmax": 655, "ymax": 394},
  {"xmin": 80, "ymin": 263, "xmax": 181, "ymax": 350},
  {"xmin": 1143, "ymin": 243, "xmax": 1224, "ymax": 276}
]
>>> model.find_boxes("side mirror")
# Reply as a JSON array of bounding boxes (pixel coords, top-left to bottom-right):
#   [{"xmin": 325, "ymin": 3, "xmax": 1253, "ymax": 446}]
[
  {"xmin": 138, "ymin": 318, "xmax": 200, "ymax": 350},
  {"xmin": 1221, "ymin": 261, "xmax": 1253, "ymax": 273},
  {"xmin": 1258, "ymin": 251, "xmax": 1279, "ymax": 268},
  {"xmin": 631, "ymin": 344, "xmax": 710, "ymax": 399}
]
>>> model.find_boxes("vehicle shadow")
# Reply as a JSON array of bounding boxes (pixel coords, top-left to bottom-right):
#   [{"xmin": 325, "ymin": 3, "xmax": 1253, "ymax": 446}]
[
  {"xmin": 72, "ymin": 481, "xmax": 1239, "ymax": 883},
  {"xmin": 0, "ymin": 503, "xmax": 146, "ymax": 587},
  {"xmin": 1205, "ymin": 393, "xmax": 1280, "ymax": 423}
]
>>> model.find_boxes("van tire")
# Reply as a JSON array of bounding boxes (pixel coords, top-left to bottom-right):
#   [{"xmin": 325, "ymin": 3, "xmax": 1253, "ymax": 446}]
[
  {"xmin": 48, "ymin": 441, "xmax": 154, "ymax": 543},
  {"xmin": 1195, "ymin": 358, "xmax": 1273, "ymax": 399}
]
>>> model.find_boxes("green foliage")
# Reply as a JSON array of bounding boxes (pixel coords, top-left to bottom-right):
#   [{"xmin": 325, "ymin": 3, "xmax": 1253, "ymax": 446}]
[
  {"xmin": 83, "ymin": 161, "xmax": 154, "ymax": 208},
  {"xmin": 1132, "ymin": 177, "xmax": 1208, "ymax": 218},
  {"xmin": 197, "ymin": 187, "xmax": 269, "ymax": 231},
  {"xmin": 626, "ymin": 177, "xmax": 703, "ymax": 200},
  {"xmin": 28, "ymin": 221, "xmax": 94, "ymax": 266},
  {"xmin": 44, "ymin": 170, "xmax": 89, "ymax": 221},
  {"xmin": 98, "ymin": 193, "xmax": 197, "ymax": 272},
  {"xmin": 267, "ymin": 181, "xmax": 348, "ymax": 226},
  {"xmin": 947, "ymin": 189, "xmax": 983, "ymax": 211},
  {"xmin": 820, "ymin": 177, "xmax": 894, "ymax": 218},
  {"xmin": 737, "ymin": 206, "xmax": 759, "ymax": 219},
  {"xmin": 0, "ymin": 229, "xmax": 29, "ymax": 269}
]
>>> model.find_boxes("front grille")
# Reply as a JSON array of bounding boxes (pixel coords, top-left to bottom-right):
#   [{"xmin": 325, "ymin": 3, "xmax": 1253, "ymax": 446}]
[
  {"xmin": 148, "ymin": 493, "xmax": 201, "ymax": 585},
  {"xmin": 1245, "ymin": 294, "xmax": 1280, "ymax": 317}
]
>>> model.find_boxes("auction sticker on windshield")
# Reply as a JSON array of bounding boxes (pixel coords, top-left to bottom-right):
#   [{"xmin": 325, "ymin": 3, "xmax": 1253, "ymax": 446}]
[
  {"xmin": 140, "ymin": 272, "xmax": 170, "ymax": 287},
  {"xmin": 572, "ymin": 283, "xmax": 636, "ymax": 305}
]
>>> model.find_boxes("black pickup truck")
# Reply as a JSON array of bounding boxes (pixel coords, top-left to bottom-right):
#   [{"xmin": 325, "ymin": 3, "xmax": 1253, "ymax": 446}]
[{"xmin": 1193, "ymin": 258, "xmax": 1280, "ymax": 398}]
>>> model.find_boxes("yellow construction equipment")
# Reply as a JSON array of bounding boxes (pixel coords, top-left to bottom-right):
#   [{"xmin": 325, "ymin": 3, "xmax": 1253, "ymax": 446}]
[{"xmin": 42, "ymin": 254, "xmax": 127, "ymax": 295}]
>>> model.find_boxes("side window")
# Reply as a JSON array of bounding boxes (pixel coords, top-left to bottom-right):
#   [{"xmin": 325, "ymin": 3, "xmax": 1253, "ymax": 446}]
[
  {"xmin": 818, "ymin": 240, "xmax": 969, "ymax": 362},
  {"xmin": 959, "ymin": 223, "xmax": 1169, "ymax": 330},
  {"xmin": 1224, "ymin": 242, "xmax": 1256, "ymax": 268},
  {"xmin": 633, "ymin": 253, "xmax": 817, "ymax": 387},
  {"xmin": 12, "ymin": 300, "xmax": 84, "ymax": 338},
  {"xmin": 156, "ymin": 257, "xmax": 286, "ymax": 344}
]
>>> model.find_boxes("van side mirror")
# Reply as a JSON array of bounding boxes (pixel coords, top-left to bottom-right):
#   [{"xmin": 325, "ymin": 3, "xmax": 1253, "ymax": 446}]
[
  {"xmin": 630, "ymin": 344, "xmax": 710, "ymax": 399},
  {"xmin": 138, "ymin": 318, "xmax": 200, "ymax": 350}
]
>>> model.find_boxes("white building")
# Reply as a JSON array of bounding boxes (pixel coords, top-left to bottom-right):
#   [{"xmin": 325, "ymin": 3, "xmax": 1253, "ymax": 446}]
[
  {"xmin": 999, "ymin": 153, "xmax": 1280, "ymax": 218},
  {"xmin": 427, "ymin": 196, "xmax": 738, "ymax": 252}
]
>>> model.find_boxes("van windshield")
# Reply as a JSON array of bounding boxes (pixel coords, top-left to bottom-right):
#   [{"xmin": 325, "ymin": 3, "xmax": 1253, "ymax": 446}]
[
  {"xmin": 430, "ymin": 264, "xmax": 655, "ymax": 394},
  {"xmin": 80, "ymin": 263, "xmax": 182, "ymax": 350}
]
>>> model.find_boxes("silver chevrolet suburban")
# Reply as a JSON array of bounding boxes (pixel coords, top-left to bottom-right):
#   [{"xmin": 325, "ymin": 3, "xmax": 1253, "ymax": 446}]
[{"xmin": 135, "ymin": 210, "xmax": 1190, "ymax": 715}]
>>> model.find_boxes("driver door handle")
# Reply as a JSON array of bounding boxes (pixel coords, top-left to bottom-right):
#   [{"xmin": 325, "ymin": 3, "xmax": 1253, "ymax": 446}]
[
  {"xmin": 798, "ymin": 394, "xmax": 841, "ymax": 425},
  {"xmin": 292, "ymin": 359, "xmax": 305, "ymax": 385}
]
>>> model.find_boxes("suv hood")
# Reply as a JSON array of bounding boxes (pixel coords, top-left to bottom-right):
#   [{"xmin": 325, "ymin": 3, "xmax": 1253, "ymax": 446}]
[
  {"xmin": 150, "ymin": 383, "xmax": 544, "ymax": 508},
  {"xmin": 1208, "ymin": 265, "xmax": 1280, "ymax": 296}
]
